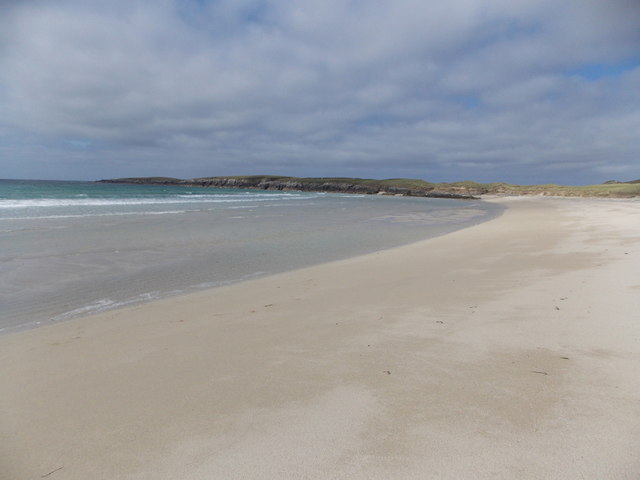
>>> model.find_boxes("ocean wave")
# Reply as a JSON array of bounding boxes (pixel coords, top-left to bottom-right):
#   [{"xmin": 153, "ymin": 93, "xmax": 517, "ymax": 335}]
[
  {"xmin": 45, "ymin": 271, "xmax": 268, "ymax": 325},
  {"xmin": 0, "ymin": 194, "xmax": 309, "ymax": 209},
  {"xmin": 49, "ymin": 292, "xmax": 164, "ymax": 323},
  {"xmin": 0, "ymin": 209, "xmax": 200, "ymax": 221}
]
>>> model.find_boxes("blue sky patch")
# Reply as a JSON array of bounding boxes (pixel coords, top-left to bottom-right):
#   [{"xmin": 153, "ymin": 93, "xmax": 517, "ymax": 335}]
[{"xmin": 568, "ymin": 58, "xmax": 639, "ymax": 80}]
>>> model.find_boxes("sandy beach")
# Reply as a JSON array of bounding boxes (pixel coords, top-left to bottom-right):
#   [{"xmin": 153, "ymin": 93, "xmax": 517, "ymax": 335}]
[{"xmin": 1, "ymin": 197, "xmax": 639, "ymax": 480}]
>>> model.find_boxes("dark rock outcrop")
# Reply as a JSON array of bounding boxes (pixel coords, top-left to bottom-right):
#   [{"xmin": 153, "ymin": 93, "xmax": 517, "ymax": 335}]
[
  {"xmin": 99, "ymin": 176, "xmax": 479, "ymax": 199},
  {"xmin": 97, "ymin": 175, "xmax": 640, "ymax": 198}
]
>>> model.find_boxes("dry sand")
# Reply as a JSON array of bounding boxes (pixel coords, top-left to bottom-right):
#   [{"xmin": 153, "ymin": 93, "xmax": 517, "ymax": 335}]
[{"xmin": 1, "ymin": 197, "xmax": 639, "ymax": 479}]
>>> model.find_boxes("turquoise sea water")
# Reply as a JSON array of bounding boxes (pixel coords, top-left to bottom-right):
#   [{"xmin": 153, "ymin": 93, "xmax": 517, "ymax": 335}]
[
  {"xmin": 0, "ymin": 179, "xmax": 312, "ymax": 219},
  {"xmin": 0, "ymin": 179, "xmax": 503, "ymax": 333}
]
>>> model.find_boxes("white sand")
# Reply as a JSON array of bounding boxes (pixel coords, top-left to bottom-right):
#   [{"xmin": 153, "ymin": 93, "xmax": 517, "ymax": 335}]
[{"xmin": 1, "ymin": 197, "xmax": 639, "ymax": 479}]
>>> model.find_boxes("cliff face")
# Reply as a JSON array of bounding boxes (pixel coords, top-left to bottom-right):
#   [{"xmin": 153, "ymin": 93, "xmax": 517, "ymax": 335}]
[
  {"xmin": 190, "ymin": 177, "xmax": 470, "ymax": 198},
  {"xmin": 98, "ymin": 175, "xmax": 640, "ymax": 198},
  {"xmin": 98, "ymin": 176, "xmax": 479, "ymax": 199}
]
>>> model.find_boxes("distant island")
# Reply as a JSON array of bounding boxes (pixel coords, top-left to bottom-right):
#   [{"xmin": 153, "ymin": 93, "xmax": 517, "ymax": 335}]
[{"xmin": 98, "ymin": 175, "xmax": 640, "ymax": 198}]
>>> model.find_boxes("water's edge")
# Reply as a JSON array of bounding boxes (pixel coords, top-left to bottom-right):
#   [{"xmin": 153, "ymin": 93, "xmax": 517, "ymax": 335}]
[{"xmin": 0, "ymin": 181, "xmax": 504, "ymax": 335}]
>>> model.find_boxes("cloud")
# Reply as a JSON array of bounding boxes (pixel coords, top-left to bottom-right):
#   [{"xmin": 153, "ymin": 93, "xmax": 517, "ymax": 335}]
[{"xmin": 0, "ymin": 0, "xmax": 639, "ymax": 183}]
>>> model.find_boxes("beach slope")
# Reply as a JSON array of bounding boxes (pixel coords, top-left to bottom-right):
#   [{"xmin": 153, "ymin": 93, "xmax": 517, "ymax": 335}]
[{"xmin": 1, "ymin": 198, "xmax": 639, "ymax": 479}]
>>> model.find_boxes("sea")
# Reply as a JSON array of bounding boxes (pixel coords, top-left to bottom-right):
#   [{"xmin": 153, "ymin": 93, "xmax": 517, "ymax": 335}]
[{"xmin": 0, "ymin": 179, "xmax": 504, "ymax": 334}]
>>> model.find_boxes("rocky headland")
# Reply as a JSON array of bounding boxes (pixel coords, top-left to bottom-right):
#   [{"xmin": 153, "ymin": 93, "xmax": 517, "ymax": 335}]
[{"xmin": 98, "ymin": 175, "xmax": 640, "ymax": 198}]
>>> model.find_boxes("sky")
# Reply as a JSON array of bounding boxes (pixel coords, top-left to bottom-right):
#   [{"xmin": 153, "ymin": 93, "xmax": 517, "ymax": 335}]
[{"xmin": 1, "ymin": 0, "xmax": 639, "ymax": 184}]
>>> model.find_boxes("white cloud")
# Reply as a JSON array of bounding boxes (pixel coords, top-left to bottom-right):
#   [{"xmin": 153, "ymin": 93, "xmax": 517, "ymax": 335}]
[{"xmin": 0, "ymin": 0, "xmax": 639, "ymax": 183}]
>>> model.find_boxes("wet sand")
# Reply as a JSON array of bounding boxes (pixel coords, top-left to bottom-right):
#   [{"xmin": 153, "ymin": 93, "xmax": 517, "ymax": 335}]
[{"xmin": 1, "ymin": 197, "xmax": 639, "ymax": 479}]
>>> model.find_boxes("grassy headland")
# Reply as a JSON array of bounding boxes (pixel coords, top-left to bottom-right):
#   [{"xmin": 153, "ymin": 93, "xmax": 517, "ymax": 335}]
[{"xmin": 98, "ymin": 175, "xmax": 640, "ymax": 198}]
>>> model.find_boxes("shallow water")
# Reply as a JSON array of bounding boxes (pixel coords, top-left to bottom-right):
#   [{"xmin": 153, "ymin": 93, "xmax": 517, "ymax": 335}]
[{"xmin": 0, "ymin": 179, "xmax": 503, "ymax": 333}]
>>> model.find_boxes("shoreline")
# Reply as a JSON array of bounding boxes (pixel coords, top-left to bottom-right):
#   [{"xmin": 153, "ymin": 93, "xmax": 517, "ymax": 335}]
[
  {"xmin": 0, "ymin": 193, "xmax": 503, "ymax": 336},
  {"xmin": 2, "ymin": 197, "xmax": 639, "ymax": 479}
]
